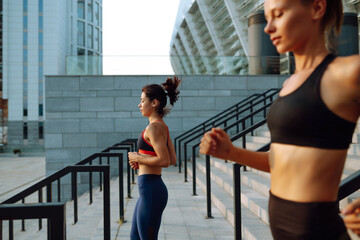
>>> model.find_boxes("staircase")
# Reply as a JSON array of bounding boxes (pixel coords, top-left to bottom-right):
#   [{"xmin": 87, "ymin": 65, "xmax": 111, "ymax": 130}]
[{"xmin": 189, "ymin": 119, "xmax": 360, "ymax": 240}]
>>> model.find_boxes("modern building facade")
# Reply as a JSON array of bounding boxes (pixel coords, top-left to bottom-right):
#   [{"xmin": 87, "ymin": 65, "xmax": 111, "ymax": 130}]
[
  {"xmin": 170, "ymin": 0, "xmax": 360, "ymax": 75},
  {"xmin": 1, "ymin": 0, "xmax": 102, "ymax": 151}
]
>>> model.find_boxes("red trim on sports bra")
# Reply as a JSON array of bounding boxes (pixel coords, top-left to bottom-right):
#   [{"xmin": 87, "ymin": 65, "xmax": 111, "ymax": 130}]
[
  {"xmin": 142, "ymin": 130, "xmax": 153, "ymax": 147},
  {"xmin": 139, "ymin": 149, "xmax": 157, "ymax": 156}
]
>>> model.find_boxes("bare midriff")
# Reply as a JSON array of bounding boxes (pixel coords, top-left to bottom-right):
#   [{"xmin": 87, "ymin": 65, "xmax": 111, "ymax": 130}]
[
  {"xmin": 269, "ymin": 143, "xmax": 347, "ymax": 202},
  {"xmin": 138, "ymin": 153, "xmax": 163, "ymax": 176}
]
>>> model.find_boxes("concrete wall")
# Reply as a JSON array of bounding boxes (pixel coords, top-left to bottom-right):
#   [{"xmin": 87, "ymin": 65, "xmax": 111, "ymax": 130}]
[{"xmin": 45, "ymin": 75, "xmax": 285, "ymax": 198}]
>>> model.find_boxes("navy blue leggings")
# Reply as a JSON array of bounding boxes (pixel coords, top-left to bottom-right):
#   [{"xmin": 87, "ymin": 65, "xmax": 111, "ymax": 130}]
[{"xmin": 130, "ymin": 174, "xmax": 168, "ymax": 240}]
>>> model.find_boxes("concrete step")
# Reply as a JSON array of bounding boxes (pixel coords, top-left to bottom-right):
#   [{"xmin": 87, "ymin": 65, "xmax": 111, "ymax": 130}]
[
  {"xmin": 345, "ymin": 155, "xmax": 360, "ymax": 172},
  {"xmin": 208, "ymin": 157, "xmax": 271, "ymax": 198},
  {"xmin": 245, "ymin": 136, "xmax": 270, "ymax": 144},
  {"xmin": 188, "ymin": 161, "xmax": 273, "ymax": 240},
  {"xmin": 196, "ymin": 158, "xmax": 270, "ymax": 224}
]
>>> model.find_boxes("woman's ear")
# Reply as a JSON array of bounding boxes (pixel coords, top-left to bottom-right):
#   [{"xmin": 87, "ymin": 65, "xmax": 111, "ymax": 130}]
[
  {"xmin": 152, "ymin": 99, "xmax": 159, "ymax": 108},
  {"xmin": 311, "ymin": 0, "xmax": 326, "ymax": 20}
]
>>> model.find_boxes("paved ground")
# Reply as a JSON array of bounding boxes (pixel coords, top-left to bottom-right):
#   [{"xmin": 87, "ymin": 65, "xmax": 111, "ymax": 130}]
[
  {"xmin": 0, "ymin": 156, "xmax": 45, "ymax": 203},
  {"xmin": 0, "ymin": 156, "xmax": 234, "ymax": 240}
]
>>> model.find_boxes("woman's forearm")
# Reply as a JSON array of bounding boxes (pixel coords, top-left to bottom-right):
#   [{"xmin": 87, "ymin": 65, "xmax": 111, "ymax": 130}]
[
  {"xmin": 227, "ymin": 145, "xmax": 270, "ymax": 172},
  {"xmin": 137, "ymin": 154, "xmax": 170, "ymax": 168}
]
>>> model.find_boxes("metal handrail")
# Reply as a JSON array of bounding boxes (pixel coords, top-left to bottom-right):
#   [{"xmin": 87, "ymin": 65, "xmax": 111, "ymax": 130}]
[
  {"xmin": 76, "ymin": 152, "xmax": 125, "ymax": 222},
  {"xmin": 0, "ymin": 203, "xmax": 66, "ymax": 240},
  {"xmin": 187, "ymin": 101, "xmax": 272, "ymax": 186},
  {"xmin": 0, "ymin": 138, "xmax": 138, "ymax": 240},
  {"xmin": 1, "ymin": 165, "xmax": 111, "ymax": 240},
  {"xmin": 338, "ymin": 169, "xmax": 360, "ymax": 201},
  {"xmin": 175, "ymin": 88, "xmax": 279, "ymax": 172},
  {"xmin": 176, "ymin": 88, "xmax": 279, "ymax": 174},
  {"xmin": 115, "ymin": 139, "xmax": 138, "ymax": 184},
  {"xmin": 102, "ymin": 144, "xmax": 133, "ymax": 199}
]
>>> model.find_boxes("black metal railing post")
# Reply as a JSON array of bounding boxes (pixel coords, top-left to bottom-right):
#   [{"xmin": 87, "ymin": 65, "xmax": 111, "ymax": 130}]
[
  {"xmin": 9, "ymin": 219, "xmax": 13, "ymax": 240},
  {"xmin": 205, "ymin": 155, "xmax": 213, "ymax": 219},
  {"xmin": 57, "ymin": 179, "xmax": 61, "ymax": 202},
  {"xmin": 233, "ymin": 163, "xmax": 242, "ymax": 240},
  {"xmin": 103, "ymin": 166, "xmax": 111, "ymax": 240},
  {"xmin": 119, "ymin": 155, "xmax": 125, "ymax": 223},
  {"xmin": 38, "ymin": 189, "xmax": 43, "ymax": 230},
  {"xmin": 127, "ymin": 159, "xmax": 132, "ymax": 198},
  {"xmin": 46, "ymin": 183, "xmax": 52, "ymax": 202},
  {"xmin": 48, "ymin": 203, "xmax": 66, "ymax": 240},
  {"xmin": 71, "ymin": 170, "xmax": 78, "ymax": 224},
  {"xmin": 184, "ymin": 143, "xmax": 188, "ymax": 182},
  {"xmin": 99, "ymin": 157, "xmax": 103, "ymax": 191},
  {"xmin": 21, "ymin": 198, "xmax": 25, "ymax": 231},
  {"xmin": 178, "ymin": 138, "xmax": 182, "ymax": 173},
  {"xmin": 89, "ymin": 159, "xmax": 93, "ymax": 204},
  {"xmin": 192, "ymin": 146, "xmax": 197, "ymax": 195}
]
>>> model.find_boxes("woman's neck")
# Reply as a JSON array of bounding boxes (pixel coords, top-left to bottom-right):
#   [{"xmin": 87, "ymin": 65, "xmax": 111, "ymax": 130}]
[
  {"xmin": 148, "ymin": 116, "xmax": 162, "ymax": 124},
  {"xmin": 292, "ymin": 32, "xmax": 329, "ymax": 72}
]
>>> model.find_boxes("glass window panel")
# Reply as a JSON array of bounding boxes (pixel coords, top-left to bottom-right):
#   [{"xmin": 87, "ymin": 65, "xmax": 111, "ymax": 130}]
[
  {"xmin": 77, "ymin": 21, "xmax": 85, "ymax": 46},
  {"xmin": 23, "ymin": 16, "xmax": 28, "ymax": 29},
  {"xmin": 94, "ymin": 3, "xmax": 99, "ymax": 25},
  {"xmin": 23, "ymin": 65, "xmax": 28, "ymax": 79},
  {"xmin": 39, "ymin": 32, "xmax": 43, "ymax": 45},
  {"xmin": 39, "ymin": 16, "xmax": 43, "ymax": 29},
  {"xmin": 39, "ymin": 0, "xmax": 43, "ymax": 12},
  {"xmin": 87, "ymin": 0, "xmax": 93, "ymax": 22},
  {"xmin": 77, "ymin": 48, "xmax": 85, "ymax": 55},
  {"xmin": 23, "ymin": 0, "xmax": 28, "ymax": 12},
  {"xmin": 23, "ymin": 50, "xmax": 28, "ymax": 61},
  {"xmin": 87, "ymin": 24, "xmax": 93, "ymax": 48},
  {"xmin": 23, "ymin": 123, "xmax": 28, "ymax": 139},
  {"xmin": 23, "ymin": 32, "xmax": 28, "ymax": 46},
  {"xmin": 77, "ymin": 0, "xmax": 85, "ymax": 19},
  {"xmin": 39, "ymin": 66, "xmax": 43, "ymax": 78},
  {"xmin": 39, "ymin": 49, "xmax": 43, "ymax": 63},
  {"xmin": 39, "ymin": 122, "xmax": 44, "ymax": 139},
  {"xmin": 94, "ymin": 28, "xmax": 99, "ymax": 51}
]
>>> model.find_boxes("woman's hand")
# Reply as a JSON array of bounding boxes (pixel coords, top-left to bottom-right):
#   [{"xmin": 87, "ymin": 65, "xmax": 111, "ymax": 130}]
[
  {"xmin": 128, "ymin": 152, "xmax": 139, "ymax": 170},
  {"xmin": 342, "ymin": 198, "xmax": 360, "ymax": 236},
  {"xmin": 199, "ymin": 128, "xmax": 233, "ymax": 160}
]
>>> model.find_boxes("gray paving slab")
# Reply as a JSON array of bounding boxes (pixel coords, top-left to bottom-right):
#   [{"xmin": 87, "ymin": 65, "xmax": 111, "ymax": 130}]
[{"xmin": 0, "ymin": 156, "xmax": 45, "ymax": 202}]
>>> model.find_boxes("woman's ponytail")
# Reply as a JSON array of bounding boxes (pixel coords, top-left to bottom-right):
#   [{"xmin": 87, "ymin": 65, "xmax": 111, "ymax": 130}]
[{"xmin": 162, "ymin": 76, "xmax": 181, "ymax": 106}]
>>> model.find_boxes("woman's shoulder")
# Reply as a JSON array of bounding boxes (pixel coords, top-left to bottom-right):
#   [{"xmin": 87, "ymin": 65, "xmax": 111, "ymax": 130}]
[
  {"xmin": 332, "ymin": 55, "xmax": 360, "ymax": 78},
  {"xmin": 146, "ymin": 121, "xmax": 167, "ymax": 135},
  {"xmin": 329, "ymin": 55, "xmax": 360, "ymax": 86}
]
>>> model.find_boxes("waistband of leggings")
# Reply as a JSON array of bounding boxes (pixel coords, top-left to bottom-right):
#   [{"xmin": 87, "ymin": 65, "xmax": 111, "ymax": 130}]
[
  {"xmin": 138, "ymin": 174, "xmax": 162, "ymax": 179},
  {"xmin": 269, "ymin": 191, "xmax": 339, "ymax": 212}
]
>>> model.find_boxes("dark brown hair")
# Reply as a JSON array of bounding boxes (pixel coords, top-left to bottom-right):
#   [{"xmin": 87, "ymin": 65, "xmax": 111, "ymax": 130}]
[
  {"xmin": 301, "ymin": 0, "xmax": 343, "ymax": 53},
  {"xmin": 142, "ymin": 76, "xmax": 181, "ymax": 117}
]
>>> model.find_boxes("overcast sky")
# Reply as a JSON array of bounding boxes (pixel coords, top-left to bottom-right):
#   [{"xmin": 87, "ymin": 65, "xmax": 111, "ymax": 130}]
[{"xmin": 102, "ymin": 0, "xmax": 180, "ymax": 75}]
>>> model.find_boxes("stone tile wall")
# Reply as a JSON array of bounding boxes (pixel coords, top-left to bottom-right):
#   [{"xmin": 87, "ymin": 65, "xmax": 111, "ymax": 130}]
[{"xmin": 45, "ymin": 75, "xmax": 286, "ymax": 198}]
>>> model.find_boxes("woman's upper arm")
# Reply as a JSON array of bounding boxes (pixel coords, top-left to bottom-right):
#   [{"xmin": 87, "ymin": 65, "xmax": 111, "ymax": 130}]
[{"xmin": 167, "ymin": 137, "xmax": 177, "ymax": 165}]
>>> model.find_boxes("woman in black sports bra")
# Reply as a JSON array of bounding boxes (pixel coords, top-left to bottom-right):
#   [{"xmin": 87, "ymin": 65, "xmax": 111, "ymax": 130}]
[
  {"xmin": 128, "ymin": 76, "xmax": 180, "ymax": 240},
  {"xmin": 200, "ymin": 0, "xmax": 360, "ymax": 239}
]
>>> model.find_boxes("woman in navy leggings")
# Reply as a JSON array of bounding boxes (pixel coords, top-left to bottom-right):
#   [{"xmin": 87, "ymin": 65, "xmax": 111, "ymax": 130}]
[{"xmin": 128, "ymin": 76, "xmax": 180, "ymax": 240}]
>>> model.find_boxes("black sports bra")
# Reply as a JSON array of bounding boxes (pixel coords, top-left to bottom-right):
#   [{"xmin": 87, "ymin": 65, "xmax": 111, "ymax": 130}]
[
  {"xmin": 267, "ymin": 54, "xmax": 356, "ymax": 149},
  {"xmin": 137, "ymin": 121, "xmax": 169, "ymax": 156}
]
